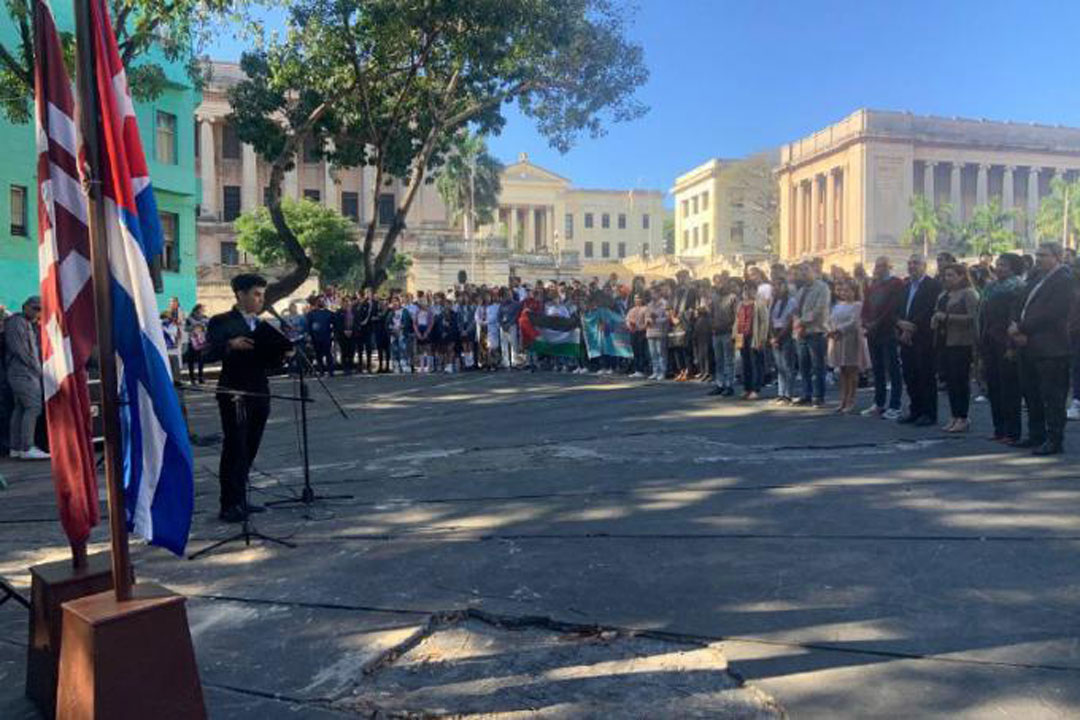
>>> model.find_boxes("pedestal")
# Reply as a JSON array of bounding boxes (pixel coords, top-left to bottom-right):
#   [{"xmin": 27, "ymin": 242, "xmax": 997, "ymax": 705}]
[
  {"xmin": 56, "ymin": 583, "xmax": 206, "ymax": 720},
  {"xmin": 25, "ymin": 552, "xmax": 118, "ymax": 719}
]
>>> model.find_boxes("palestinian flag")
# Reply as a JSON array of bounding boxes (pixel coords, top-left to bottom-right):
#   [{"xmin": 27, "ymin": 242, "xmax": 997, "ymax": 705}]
[{"xmin": 520, "ymin": 311, "xmax": 583, "ymax": 358}]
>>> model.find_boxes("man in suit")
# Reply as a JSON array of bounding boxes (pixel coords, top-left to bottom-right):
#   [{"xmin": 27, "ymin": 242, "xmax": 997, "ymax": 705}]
[
  {"xmin": 897, "ymin": 254, "xmax": 941, "ymax": 427},
  {"xmin": 1011, "ymin": 242, "xmax": 1073, "ymax": 455},
  {"xmin": 207, "ymin": 274, "xmax": 281, "ymax": 522}
]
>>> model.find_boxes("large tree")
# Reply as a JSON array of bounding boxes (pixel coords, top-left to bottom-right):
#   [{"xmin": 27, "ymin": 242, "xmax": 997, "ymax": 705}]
[
  {"xmin": 0, "ymin": 0, "xmax": 236, "ymax": 123},
  {"xmin": 228, "ymin": 0, "xmax": 648, "ymax": 302},
  {"xmin": 965, "ymin": 199, "xmax": 1018, "ymax": 256},
  {"xmin": 902, "ymin": 194, "xmax": 951, "ymax": 258}
]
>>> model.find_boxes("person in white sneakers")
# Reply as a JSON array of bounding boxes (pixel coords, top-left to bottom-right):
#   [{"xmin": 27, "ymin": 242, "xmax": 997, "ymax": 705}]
[{"xmin": 5, "ymin": 297, "xmax": 49, "ymax": 460}]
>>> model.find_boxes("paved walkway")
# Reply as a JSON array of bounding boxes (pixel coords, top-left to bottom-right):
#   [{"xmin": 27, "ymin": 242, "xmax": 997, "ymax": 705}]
[{"xmin": 2, "ymin": 371, "xmax": 1079, "ymax": 717}]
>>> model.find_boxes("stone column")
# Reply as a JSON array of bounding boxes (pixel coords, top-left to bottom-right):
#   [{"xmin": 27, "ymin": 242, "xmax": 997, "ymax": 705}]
[
  {"xmin": 950, "ymin": 162, "xmax": 962, "ymax": 223},
  {"xmin": 824, "ymin": 170, "xmax": 836, "ymax": 249},
  {"xmin": 524, "ymin": 206, "xmax": 535, "ymax": 251},
  {"xmin": 809, "ymin": 174, "xmax": 821, "ymax": 251},
  {"xmin": 198, "ymin": 119, "xmax": 216, "ymax": 217},
  {"xmin": 1002, "ymin": 165, "xmax": 1015, "ymax": 231},
  {"xmin": 241, "ymin": 143, "xmax": 258, "ymax": 211},
  {"xmin": 976, "ymin": 163, "xmax": 989, "ymax": 208},
  {"xmin": 508, "ymin": 206, "xmax": 518, "ymax": 249},
  {"xmin": 1027, "ymin": 168, "xmax": 1040, "ymax": 244},
  {"xmin": 923, "ymin": 161, "xmax": 935, "ymax": 206},
  {"xmin": 323, "ymin": 156, "xmax": 338, "ymax": 213},
  {"xmin": 793, "ymin": 180, "xmax": 804, "ymax": 257},
  {"xmin": 546, "ymin": 206, "xmax": 555, "ymax": 250}
]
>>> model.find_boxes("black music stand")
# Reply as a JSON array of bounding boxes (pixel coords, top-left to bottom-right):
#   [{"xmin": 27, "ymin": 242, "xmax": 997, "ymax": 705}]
[
  {"xmin": 187, "ymin": 386, "xmax": 307, "ymax": 560},
  {"xmin": 262, "ymin": 318, "xmax": 352, "ymax": 510}
]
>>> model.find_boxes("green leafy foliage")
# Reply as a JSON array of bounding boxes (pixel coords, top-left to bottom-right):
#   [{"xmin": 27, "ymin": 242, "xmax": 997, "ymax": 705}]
[
  {"xmin": 965, "ymin": 198, "xmax": 1019, "ymax": 256},
  {"xmin": 228, "ymin": 0, "xmax": 648, "ymax": 294},
  {"xmin": 0, "ymin": 0, "xmax": 237, "ymax": 123},
  {"xmin": 234, "ymin": 198, "xmax": 362, "ymax": 286},
  {"xmin": 1036, "ymin": 176, "xmax": 1080, "ymax": 247},
  {"xmin": 902, "ymin": 194, "xmax": 952, "ymax": 257},
  {"xmin": 435, "ymin": 132, "xmax": 503, "ymax": 230}
]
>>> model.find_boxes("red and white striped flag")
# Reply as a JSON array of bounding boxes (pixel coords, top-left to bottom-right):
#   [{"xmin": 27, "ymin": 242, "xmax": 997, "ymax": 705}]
[{"xmin": 33, "ymin": 0, "xmax": 100, "ymax": 547}]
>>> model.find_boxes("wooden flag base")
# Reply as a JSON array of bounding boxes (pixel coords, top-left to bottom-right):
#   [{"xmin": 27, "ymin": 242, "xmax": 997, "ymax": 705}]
[
  {"xmin": 25, "ymin": 552, "xmax": 120, "ymax": 719},
  {"xmin": 56, "ymin": 583, "xmax": 206, "ymax": 720}
]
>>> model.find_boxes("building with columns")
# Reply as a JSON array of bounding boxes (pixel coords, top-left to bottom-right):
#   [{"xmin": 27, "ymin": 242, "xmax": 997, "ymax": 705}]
[
  {"xmin": 485, "ymin": 153, "xmax": 665, "ymax": 264},
  {"xmin": 195, "ymin": 61, "xmax": 453, "ymax": 308},
  {"xmin": 775, "ymin": 109, "xmax": 1080, "ymax": 269}
]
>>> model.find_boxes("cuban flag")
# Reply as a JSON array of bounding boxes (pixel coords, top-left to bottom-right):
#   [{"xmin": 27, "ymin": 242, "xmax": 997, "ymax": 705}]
[
  {"xmin": 33, "ymin": 0, "xmax": 100, "ymax": 548},
  {"xmin": 89, "ymin": 0, "xmax": 193, "ymax": 554}
]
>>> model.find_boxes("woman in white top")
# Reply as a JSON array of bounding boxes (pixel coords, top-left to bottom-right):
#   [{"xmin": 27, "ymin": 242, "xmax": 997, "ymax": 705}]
[{"xmin": 827, "ymin": 279, "xmax": 869, "ymax": 413}]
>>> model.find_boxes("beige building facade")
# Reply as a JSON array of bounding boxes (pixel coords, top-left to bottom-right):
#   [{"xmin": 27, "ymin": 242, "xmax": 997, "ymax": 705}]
[
  {"xmin": 776, "ymin": 108, "xmax": 1080, "ymax": 270},
  {"xmin": 194, "ymin": 61, "xmax": 453, "ymax": 308},
  {"xmin": 672, "ymin": 157, "xmax": 773, "ymax": 263},
  {"xmin": 485, "ymin": 153, "xmax": 665, "ymax": 264}
]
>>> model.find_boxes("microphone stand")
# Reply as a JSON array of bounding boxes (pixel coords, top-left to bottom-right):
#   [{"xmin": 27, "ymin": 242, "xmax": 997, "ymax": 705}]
[
  {"xmin": 262, "ymin": 308, "xmax": 353, "ymax": 509},
  {"xmin": 187, "ymin": 386, "xmax": 304, "ymax": 560}
]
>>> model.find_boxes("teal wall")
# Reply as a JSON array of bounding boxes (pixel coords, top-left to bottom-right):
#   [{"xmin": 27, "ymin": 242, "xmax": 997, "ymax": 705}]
[{"xmin": 0, "ymin": 6, "xmax": 199, "ymax": 312}]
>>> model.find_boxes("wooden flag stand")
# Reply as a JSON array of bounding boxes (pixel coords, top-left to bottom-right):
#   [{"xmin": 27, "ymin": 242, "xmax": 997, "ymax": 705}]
[
  {"xmin": 24, "ymin": 549, "xmax": 120, "ymax": 719},
  {"xmin": 50, "ymin": 0, "xmax": 206, "ymax": 717}
]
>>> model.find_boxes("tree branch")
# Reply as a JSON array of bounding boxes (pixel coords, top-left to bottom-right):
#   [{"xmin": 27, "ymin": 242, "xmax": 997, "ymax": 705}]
[{"xmin": 0, "ymin": 42, "xmax": 31, "ymax": 89}]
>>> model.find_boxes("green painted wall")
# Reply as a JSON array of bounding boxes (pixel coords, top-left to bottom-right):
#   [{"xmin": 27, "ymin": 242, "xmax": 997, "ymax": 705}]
[{"xmin": 0, "ymin": 6, "xmax": 199, "ymax": 312}]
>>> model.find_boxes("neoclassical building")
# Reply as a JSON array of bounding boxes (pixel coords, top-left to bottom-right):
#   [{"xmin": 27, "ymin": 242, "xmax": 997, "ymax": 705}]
[
  {"xmin": 485, "ymin": 153, "xmax": 665, "ymax": 263},
  {"xmin": 775, "ymin": 109, "xmax": 1080, "ymax": 269},
  {"xmin": 195, "ymin": 61, "xmax": 453, "ymax": 307}
]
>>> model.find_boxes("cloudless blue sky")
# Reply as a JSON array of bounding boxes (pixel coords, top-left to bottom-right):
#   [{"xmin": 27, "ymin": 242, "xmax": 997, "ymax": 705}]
[{"xmin": 207, "ymin": 1, "xmax": 1080, "ymax": 200}]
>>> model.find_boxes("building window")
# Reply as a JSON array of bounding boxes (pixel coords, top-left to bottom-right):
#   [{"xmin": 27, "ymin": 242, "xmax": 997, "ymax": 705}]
[
  {"xmin": 564, "ymin": 213, "xmax": 574, "ymax": 239},
  {"xmin": 642, "ymin": 242, "xmax": 650, "ymax": 257},
  {"xmin": 731, "ymin": 221, "xmax": 745, "ymax": 247},
  {"xmin": 617, "ymin": 242, "xmax": 626, "ymax": 258},
  {"xmin": 601, "ymin": 241, "xmax": 610, "ymax": 258},
  {"xmin": 601, "ymin": 213, "xmax": 610, "ymax": 229},
  {"xmin": 584, "ymin": 241, "xmax": 594, "ymax": 258},
  {"xmin": 341, "ymin": 192, "xmax": 359, "ymax": 222},
  {"xmin": 692, "ymin": 227, "xmax": 699, "ymax": 247},
  {"xmin": 584, "ymin": 213, "xmax": 594, "ymax": 229},
  {"xmin": 303, "ymin": 189, "xmax": 321, "ymax": 202},
  {"xmin": 194, "ymin": 121, "xmax": 200, "ymax": 157},
  {"xmin": 220, "ymin": 241, "xmax": 239, "ymax": 266},
  {"xmin": 702, "ymin": 223, "xmax": 709, "ymax": 246},
  {"xmin": 642, "ymin": 213, "xmax": 650, "ymax": 229},
  {"xmin": 159, "ymin": 212, "xmax": 179, "ymax": 271},
  {"xmin": 617, "ymin": 213, "xmax": 626, "ymax": 229},
  {"xmin": 9, "ymin": 185, "xmax": 27, "ymax": 236},
  {"xmin": 155, "ymin": 111, "xmax": 177, "ymax": 165},
  {"xmin": 682, "ymin": 229, "xmax": 689, "ymax": 250},
  {"xmin": 730, "ymin": 190, "xmax": 744, "ymax": 209},
  {"xmin": 223, "ymin": 186, "xmax": 241, "ymax": 221},
  {"xmin": 378, "ymin": 193, "xmax": 396, "ymax": 226},
  {"xmin": 221, "ymin": 123, "xmax": 240, "ymax": 159},
  {"xmin": 304, "ymin": 141, "xmax": 321, "ymax": 164},
  {"xmin": 691, "ymin": 196, "xmax": 699, "ymax": 214},
  {"xmin": 681, "ymin": 200, "xmax": 688, "ymax": 218},
  {"xmin": 701, "ymin": 191, "xmax": 709, "ymax": 211}
]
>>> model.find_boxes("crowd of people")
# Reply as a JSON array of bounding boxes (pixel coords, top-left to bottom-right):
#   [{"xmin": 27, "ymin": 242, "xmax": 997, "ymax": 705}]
[
  {"xmin": 2, "ymin": 241, "xmax": 1077, "ymax": 461},
  {"xmin": 270, "ymin": 242, "xmax": 1078, "ymax": 456}
]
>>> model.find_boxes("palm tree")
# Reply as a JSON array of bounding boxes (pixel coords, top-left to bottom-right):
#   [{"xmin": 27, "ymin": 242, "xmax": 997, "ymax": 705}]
[
  {"xmin": 966, "ymin": 198, "xmax": 1019, "ymax": 256},
  {"xmin": 902, "ymin": 194, "xmax": 950, "ymax": 257},
  {"xmin": 1036, "ymin": 176, "xmax": 1080, "ymax": 248},
  {"xmin": 436, "ymin": 132, "xmax": 503, "ymax": 241}
]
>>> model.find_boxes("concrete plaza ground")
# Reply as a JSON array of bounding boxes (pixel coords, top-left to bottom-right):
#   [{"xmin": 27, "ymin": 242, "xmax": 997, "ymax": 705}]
[{"xmin": 2, "ymin": 370, "xmax": 1079, "ymax": 718}]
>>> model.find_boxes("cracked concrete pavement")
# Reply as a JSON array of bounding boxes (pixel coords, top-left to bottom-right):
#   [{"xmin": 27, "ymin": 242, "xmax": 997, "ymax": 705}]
[{"xmin": 2, "ymin": 370, "xmax": 1080, "ymax": 717}]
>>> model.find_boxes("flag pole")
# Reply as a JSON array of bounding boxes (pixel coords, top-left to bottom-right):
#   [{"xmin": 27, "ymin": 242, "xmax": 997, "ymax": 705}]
[{"xmin": 72, "ymin": 0, "xmax": 132, "ymax": 602}]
